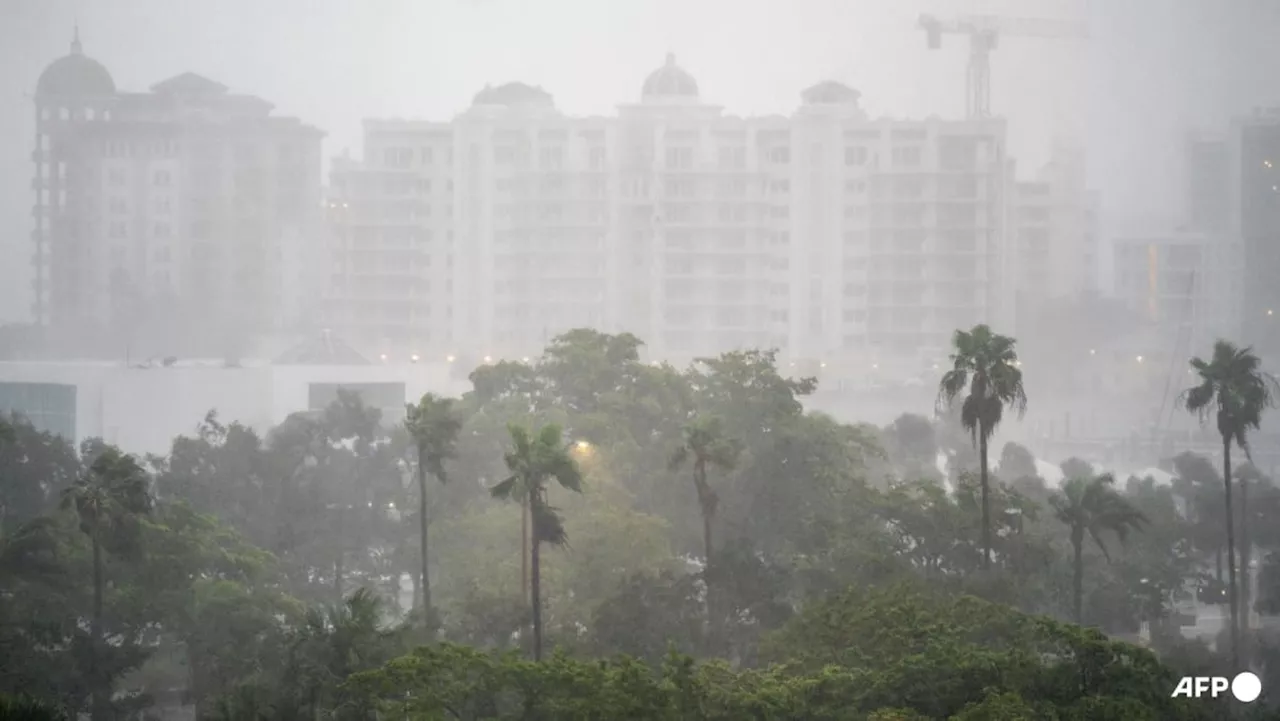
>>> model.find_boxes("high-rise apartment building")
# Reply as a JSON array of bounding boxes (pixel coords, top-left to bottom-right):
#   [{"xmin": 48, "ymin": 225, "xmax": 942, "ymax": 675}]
[
  {"xmin": 1009, "ymin": 142, "xmax": 1096, "ymax": 336},
  {"xmin": 1231, "ymin": 109, "xmax": 1280, "ymax": 358},
  {"xmin": 326, "ymin": 55, "xmax": 1013, "ymax": 370},
  {"xmin": 31, "ymin": 32, "xmax": 325, "ymax": 356}
]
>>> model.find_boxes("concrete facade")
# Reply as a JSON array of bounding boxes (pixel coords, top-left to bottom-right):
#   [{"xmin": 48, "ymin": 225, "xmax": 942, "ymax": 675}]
[
  {"xmin": 30, "ymin": 32, "xmax": 326, "ymax": 356},
  {"xmin": 324, "ymin": 56, "xmax": 1014, "ymax": 376}
]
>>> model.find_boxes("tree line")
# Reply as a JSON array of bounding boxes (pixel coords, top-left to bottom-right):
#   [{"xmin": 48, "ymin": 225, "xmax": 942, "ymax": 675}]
[{"xmin": 2, "ymin": 326, "xmax": 1280, "ymax": 719}]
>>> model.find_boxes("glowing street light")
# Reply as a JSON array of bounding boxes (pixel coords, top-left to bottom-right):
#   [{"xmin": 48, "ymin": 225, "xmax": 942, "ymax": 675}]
[
  {"xmin": 1136, "ymin": 355, "xmax": 1144, "ymax": 363},
  {"xmin": 1089, "ymin": 348, "xmax": 1096, "ymax": 355},
  {"xmin": 1268, "ymin": 309, "xmax": 1274, "ymax": 316},
  {"xmin": 379, "ymin": 353, "xmax": 388, "ymax": 362},
  {"xmin": 483, "ymin": 355, "xmax": 493, "ymax": 363},
  {"xmin": 410, "ymin": 353, "xmax": 420, "ymax": 363},
  {"xmin": 872, "ymin": 363, "xmax": 879, "ymax": 370},
  {"xmin": 446, "ymin": 354, "xmax": 456, "ymax": 362}
]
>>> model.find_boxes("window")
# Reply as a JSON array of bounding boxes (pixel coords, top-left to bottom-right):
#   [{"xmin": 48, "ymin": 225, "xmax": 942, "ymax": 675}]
[
  {"xmin": 718, "ymin": 146, "xmax": 746, "ymax": 170},
  {"xmin": 769, "ymin": 179, "xmax": 790, "ymax": 195},
  {"xmin": 845, "ymin": 179, "xmax": 865, "ymax": 194},
  {"xmin": 154, "ymin": 246, "xmax": 171, "ymax": 262},
  {"xmin": 845, "ymin": 146, "xmax": 869, "ymax": 166},
  {"xmin": 665, "ymin": 147, "xmax": 693, "ymax": 170},
  {"xmin": 770, "ymin": 205, "xmax": 789, "ymax": 219},
  {"xmin": 539, "ymin": 146, "xmax": 564, "ymax": 170},
  {"xmin": 768, "ymin": 147, "xmax": 790, "ymax": 164},
  {"xmin": 589, "ymin": 146, "xmax": 607, "ymax": 170},
  {"xmin": 153, "ymin": 222, "xmax": 171, "ymax": 238},
  {"xmin": 154, "ymin": 198, "xmax": 172, "ymax": 214},
  {"xmin": 384, "ymin": 147, "xmax": 413, "ymax": 169},
  {"xmin": 892, "ymin": 146, "xmax": 922, "ymax": 167},
  {"xmin": 495, "ymin": 146, "xmax": 515, "ymax": 165},
  {"xmin": 108, "ymin": 221, "xmax": 127, "ymax": 238},
  {"xmin": 153, "ymin": 170, "xmax": 172, "ymax": 187},
  {"xmin": 107, "ymin": 168, "xmax": 127, "ymax": 187},
  {"xmin": 109, "ymin": 197, "xmax": 129, "ymax": 214},
  {"xmin": 665, "ymin": 179, "xmax": 693, "ymax": 198}
]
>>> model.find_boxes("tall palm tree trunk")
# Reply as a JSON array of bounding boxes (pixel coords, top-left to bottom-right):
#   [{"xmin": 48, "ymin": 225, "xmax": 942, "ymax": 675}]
[
  {"xmin": 530, "ymin": 493, "xmax": 544, "ymax": 662},
  {"xmin": 978, "ymin": 430, "xmax": 992, "ymax": 569},
  {"xmin": 416, "ymin": 456, "xmax": 431, "ymax": 620},
  {"xmin": 1223, "ymin": 439, "xmax": 1240, "ymax": 670},
  {"xmin": 694, "ymin": 463, "xmax": 717, "ymax": 652},
  {"xmin": 1071, "ymin": 530, "xmax": 1084, "ymax": 625},
  {"xmin": 522, "ymin": 496, "xmax": 529, "ymax": 604},
  {"xmin": 91, "ymin": 534, "xmax": 106, "ymax": 721},
  {"xmin": 334, "ymin": 506, "xmax": 345, "ymax": 603},
  {"xmin": 1241, "ymin": 477, "xmax": 1253, "ymax": 659}
]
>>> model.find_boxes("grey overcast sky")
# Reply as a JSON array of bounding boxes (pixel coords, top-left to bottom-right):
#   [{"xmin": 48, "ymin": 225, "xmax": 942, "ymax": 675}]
[{"xmin": 2, "ymin": 0, "xmax": 1279, "ymax": 323}]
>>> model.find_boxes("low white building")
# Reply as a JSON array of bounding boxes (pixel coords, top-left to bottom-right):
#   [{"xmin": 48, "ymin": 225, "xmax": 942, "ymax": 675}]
[{"xmin": 0, "ymin": 336, "xmax": 468, "ymax": 455}]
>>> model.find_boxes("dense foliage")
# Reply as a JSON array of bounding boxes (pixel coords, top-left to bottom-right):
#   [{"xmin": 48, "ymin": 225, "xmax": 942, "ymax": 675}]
[{"xmin": 2, "ymin": 328, "xmax": 1280, "ymax": 719}]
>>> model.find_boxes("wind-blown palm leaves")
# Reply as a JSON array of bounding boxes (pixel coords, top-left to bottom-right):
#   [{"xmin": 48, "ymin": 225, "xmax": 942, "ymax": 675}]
[
  {"xmin": 59, "ymin": 446, "xmax": 152, "ymax": 721},
  {"xmin": 403, "ymin": 393, "xmax": 462, "ymax": 624},
  {"xmin": 1050, "ymin": 472, "xmax": 1148, "ymax": 624},
  {"xmin": 489, "ymin": 423, "xmax": 583, "ymax": 661},
  {"xmin": 1181, "ymin": 339, "xmax": 1280, "ymax": 668},
  {"xmin": 936, "ymin": 324, "xmax": 1028, "ymax": 569}
]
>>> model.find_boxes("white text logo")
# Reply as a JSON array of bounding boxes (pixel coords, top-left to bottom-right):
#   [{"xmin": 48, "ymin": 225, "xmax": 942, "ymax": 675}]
[{"xmin": 1171, "ymin": 672, "xmax": 1261, "ymax": 702}]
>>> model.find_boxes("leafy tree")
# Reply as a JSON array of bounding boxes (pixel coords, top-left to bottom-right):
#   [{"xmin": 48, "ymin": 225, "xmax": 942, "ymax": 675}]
[
  {"xmin": 1182, "ymin": 339, "xmax": 1280, "ymax": 668},
  {"xmin": 490, "ymin": 423, "xmax": 583, "ymax": 661},
  {"xmin": 882, "ymin": 413, "xmax": 941, "ymax": 483},
  {"xmin": 999, "ymin": 441, "xmax": 1038, "ymax": 485},
  {"xmin": 1050, "ymin": 472, "xmax": 1148, "ymax": 624},
  {"xmin": 937, "ymin": 324, "xmax": 1028, "ymax": 569},
  {"xmin": 0, "ymin": 414, "xmax": 78, "ymax": 535},
  {"xmin": 403, "ymin": 393, "xmax": 462, "ymax": 622}
]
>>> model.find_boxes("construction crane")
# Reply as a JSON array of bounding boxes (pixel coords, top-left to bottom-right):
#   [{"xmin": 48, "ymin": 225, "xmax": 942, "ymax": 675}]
[{"xmin": 917, "ymin": 13, "xmax": 1089, "ymax": 120}]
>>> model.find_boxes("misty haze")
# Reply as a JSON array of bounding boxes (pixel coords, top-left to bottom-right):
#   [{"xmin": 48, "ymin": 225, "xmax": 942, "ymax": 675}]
[{"xmin": 2, "ymin": 0, "xmax": 1280, "ymax": 718}]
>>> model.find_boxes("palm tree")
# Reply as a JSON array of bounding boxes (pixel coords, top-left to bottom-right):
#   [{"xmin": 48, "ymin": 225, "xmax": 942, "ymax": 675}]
[
  {"xmin": 59, "ymin": 446, "xmax": 152, "ymax": 721},
  {"xmin": 936, "ymin": 324, "xmax": 1028, "ymax": 569},
  {"xmin": 1050, "ymin": 472, "xmax": 1148, "ymax": 624},
  {"xmin": 1182, "ymin": 339, "xmax": 1279, "ymax": 669},
  {"xmin": 403, "ymin": 393, "xmax": 462, "ymax": 623},
  {"xmin": 490, "ymin": 423, "xmax": 583, "ymax": 661},
  {"xmin": 667, "ymin": 416, "xmax": 741, "ymax": 575}
]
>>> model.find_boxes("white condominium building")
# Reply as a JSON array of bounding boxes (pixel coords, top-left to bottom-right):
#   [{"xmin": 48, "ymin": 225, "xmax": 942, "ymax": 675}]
[
  {"xmin": 30, "ymin": 31, "xmax": 325, "ymax": 357},
  {"xmin": 326, "ymin": 55, "xmax": 1013, "ymax": 371}
]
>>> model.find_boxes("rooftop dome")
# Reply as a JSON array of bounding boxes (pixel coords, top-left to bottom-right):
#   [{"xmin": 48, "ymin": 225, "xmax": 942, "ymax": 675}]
[
  {"xmin": 36, "ymin": 28, "xmax": 115, "ymax": 98},
  {"xmin": 801, "ymin": 81, "xmax": 861, "ymax": 106},
  {"xmin": 472, "ymin": 82, "xmax": 555, "ymax": 109},
  {"xmin": 641, "ymin": 53, "xmax": 698, "ymax": 101}
]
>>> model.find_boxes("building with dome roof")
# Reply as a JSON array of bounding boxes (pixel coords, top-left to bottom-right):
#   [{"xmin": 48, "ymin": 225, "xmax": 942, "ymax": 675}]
[
  {"xmin": 29, "ymin": 30, "xmax": 326, "ymax": 358},
  {"xmin": 641, "ymin": 53, "xmax": 700, "ymax": 102},
  {"xmin": 324, "ymin": 54, "xmax": 1020, "ymax": 375}
]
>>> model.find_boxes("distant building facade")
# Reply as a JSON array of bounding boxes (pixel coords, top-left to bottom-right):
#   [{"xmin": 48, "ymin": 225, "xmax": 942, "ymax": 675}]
[
  {"xmin": 1010, "ymin": 142, "xmax": 1098, "ymax": 337},
  {"xmin": 1231, "ymin": 109, "xmax": 1280, "ymax": 359},
  {"xmin": 30, "ymin": 30, "xmax": 326, "ymax": 356},
  {"xmin": 1181, "ymin": 110, "xmax": 1280, "ymax": 359},
  {"xmin": 326, "ymin": 54, "xmax": 1015, "ymax": 373},
  {"xmin": 1111, "ymin": 231, "xmax": 1242, "ymax": 355}
]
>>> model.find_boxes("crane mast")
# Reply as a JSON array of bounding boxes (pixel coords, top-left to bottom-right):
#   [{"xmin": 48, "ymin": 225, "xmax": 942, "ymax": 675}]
[{"xmin": 918, "ymin": 13, "xmax": 1089, "ymax": 120}]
